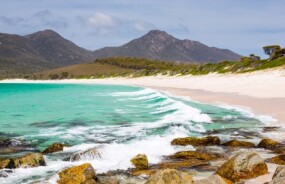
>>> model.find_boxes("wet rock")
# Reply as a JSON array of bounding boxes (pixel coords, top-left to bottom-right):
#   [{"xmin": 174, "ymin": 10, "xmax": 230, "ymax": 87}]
[
  {"xmin": 262, "ymin": 127, "xmax": 280, "ymax": 133},
  {"xmin": 274, "ymin": 147, "xmax": 285, "ymax": 155},
  {"xmin": 130, "ymin": 154, "xmax": 149, "ymax": 169},
  {"xmin": 194, "ymin": 174, "xmax": 233, "ymax": 184},
  {"xmin": 222, "ymin": 140, "xmax": 255, "ymax": 148},
  {"xmin": 171, "ymin": 136, "xmax": 220, "ymax": 146},
  {"xmin": 65, "ymin": 148, "xmax": 100, "ymax": 161},
  {"xmin": 267, "ymin": 166, "xmax": 285, "ymax": 184},
  {"xmin": 0, "ymin": 153, "xmax": 46, "ymax": 169},
  {"xmin": 0, "ymin": 169, "xmax": 12, "ymax": 178},
  {"xmin": 58, "ymin": 163, "xmax": 97, "ymax": 184},
  {"xmin": 258, "ymin": 138, "xmax": 282, "ymax": 150},
  {"xmin": 0, "ymin": 138, "xmax": 38, "ymax": 154},
  {"xmin": 130, "ymin": 168, "xmax": 159, "ymax": 176},
  {"xmin": 216, "ymin": 151, "xmax": 268, "ymax": 182},
  {"xmin": 146, "ymin": 169, "xmax": 194, "ymax": 184},
  {"xmin": 169, "ymin": 151, "xmax": 216, "ymax": 161},
  {"xmin": 196, "ymin": 146, "xmax": 227, "ymax": 158},
  {"xmin": 42, "ymin": 142, "xmax": 66, "ymax": 154},
  {"xmin": 157, "ymin": 159, "xmax": 208, "ymax": 169},
  {"xmin": 269, "ymin": 154, "xmax": 285, "ymax": 165},
  {"xmin": 99, "ymin": 178, "xmax": 120, "ymax": 184}
]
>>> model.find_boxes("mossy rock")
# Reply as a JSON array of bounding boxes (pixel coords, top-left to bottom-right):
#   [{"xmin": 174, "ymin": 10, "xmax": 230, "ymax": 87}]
[
  {"xmin": 42, "ymin": 142, "xmax": 66, "ymax": 154},
  {"xmin": 216, "ymin": 151, "xmax": 268, "ymax": 182},
  {"xmin": 169, "ymin": 151, "xmax": 216, "ymax": 161},
  {"xmin": 222, "ymin": 140, "xmax": 255, "ymax": 148},
  {"xmin": 270, "ymin": 154, "xmax": 285, "ymax": 165},
  {"xmin": 194, "ymin": 174, "xmax": 233, "ymax": 184},
  {"xmin": 130, "ymin": 154, "xmax": 149, "ymax": 169},
  {"xmin": 58, "ymin": 163, "xmax": 97, "ymax": 184},
  {"xmin": 146, "ymin": 169, "xmax": 194, "ymax": 184},
  {"xmin": 171, "ymin": 136, "xmax": 220, "ymax": 146},
  {"xmin": 0, "ymin": 153, "xmax": 46, "ymax": 169},
  {"xmin": 258, "ymin": 138, "xmax": 282, "ymax": 150}
]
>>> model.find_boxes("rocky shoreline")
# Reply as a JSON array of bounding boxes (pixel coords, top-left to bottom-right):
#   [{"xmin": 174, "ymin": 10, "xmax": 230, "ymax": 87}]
[{"xmin": 1, "ymin": 136, "xmax": 285, "ymax": 184}]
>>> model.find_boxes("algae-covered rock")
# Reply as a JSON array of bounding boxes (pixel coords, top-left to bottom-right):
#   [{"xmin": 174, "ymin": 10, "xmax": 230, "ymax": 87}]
[
  {"xmin": 58, "ymin": 163, "xmax": 97, "ymax": 184},
  {"xmin": 0, "ymin": 153, "xmax": 46, "ymax": 169},
  {"xmin": 169, "ymin": 151, "xmax": 216, "ymax": 161},
  {"xmin": 42, "ymin": 143, "xmax": 65, "ymax": 154},
  {"xmin": 267, "ymin": 166, "xmax": 285, "ymax": 184},
  {"xmin": 222, "ymin": 140, "xmax": 255, "ymax": 148},
  {"xmin": 171, "ymin": 136, "xmax": 220, "ymax": 146},
  {"xmin": 258, "ymin": 138, "xmax": 282, "ymax": 150},
  {"xmin": 66, "ymin": 148, "xmax": 100, "ymax": 161},
  {"xmin": 130, "ymin": 154, "xmax": 149, "ymax": 169},
  {"xmin": 216, "ymin": 151, "xmax": 268, "ymax": 182},
  {"xmin": 158, "ymin": 159, "xmax": 208, "ymax": 169},
  {"xmin": 194, "ymin": 174, "xmax": 233, "ymax": 184},
  {"xmin": 146, "ymin": 169, "xmax": 194, "ymax": 184},
  {"xmin": 270, "ymin": 154, "xmax": 285, "ymax": 165}
]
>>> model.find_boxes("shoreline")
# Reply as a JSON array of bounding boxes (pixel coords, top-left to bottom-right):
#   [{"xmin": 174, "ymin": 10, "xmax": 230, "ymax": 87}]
[{"xmin": 1, "ymin": 69, "xmax": 285, "ymax": 125}]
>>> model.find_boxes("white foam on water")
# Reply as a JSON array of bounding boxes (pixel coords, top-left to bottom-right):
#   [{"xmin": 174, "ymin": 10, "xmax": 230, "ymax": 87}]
[
  {"xmin": 111, "ymin": 88, "xmax": 155, "ymax": 97},
  {"xmin": 217, "ymin": 104, "xmax": 277, "ymax": 124}
]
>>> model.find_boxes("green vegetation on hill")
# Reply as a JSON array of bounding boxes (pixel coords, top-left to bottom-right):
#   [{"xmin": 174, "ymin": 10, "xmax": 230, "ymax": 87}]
[{"xmin": 32, "ymin": 55, "xmax": 285, "ymax": 80}]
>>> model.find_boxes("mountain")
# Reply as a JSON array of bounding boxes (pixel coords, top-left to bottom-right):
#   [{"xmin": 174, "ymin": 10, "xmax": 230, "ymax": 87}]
[
  {"xmin": 0, "ymin": 30, "xmax": 94, "ymax": 77},
  {"xmin": 93, "ymin": 30, "xmax": 241, "ymax": 63},
  {"xmin": 0, "ymin": 29, "xmax": 241, "ymax": 78}
]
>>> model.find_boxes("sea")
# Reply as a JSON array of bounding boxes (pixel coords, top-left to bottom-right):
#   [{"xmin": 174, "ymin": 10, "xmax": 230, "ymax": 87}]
[{"xmin": 0, "ymin": 83, "xmax": 278, "ymax": 183}]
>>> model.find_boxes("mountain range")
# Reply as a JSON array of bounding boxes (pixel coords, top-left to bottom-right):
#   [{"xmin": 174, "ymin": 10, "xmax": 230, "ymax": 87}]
[{"xmin": 0, "ymin": 29, "xmax": 240, "ymax": 77}]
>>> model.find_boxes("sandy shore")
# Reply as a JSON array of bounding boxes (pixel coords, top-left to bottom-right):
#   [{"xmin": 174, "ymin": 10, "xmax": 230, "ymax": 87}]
[{"xmin": 1, "ymin": 69, "xmax": 285, "ymax": 124}]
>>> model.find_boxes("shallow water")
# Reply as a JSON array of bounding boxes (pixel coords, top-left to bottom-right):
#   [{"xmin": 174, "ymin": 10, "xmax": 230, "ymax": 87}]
[{"xmin": 0, "ymin": 83, "xmax": 277, "ymax": 183}]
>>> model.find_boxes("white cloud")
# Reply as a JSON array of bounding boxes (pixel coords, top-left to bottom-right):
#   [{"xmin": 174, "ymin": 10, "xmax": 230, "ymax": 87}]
[{"xmin": 87, "ymin": 13, "xmax": 116, "ymax": 28}]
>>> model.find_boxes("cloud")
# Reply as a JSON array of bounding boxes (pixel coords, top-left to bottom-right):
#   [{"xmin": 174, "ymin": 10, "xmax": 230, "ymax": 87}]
[{"xmin": 87, "ymin": 13, "xmax": 116, "ymax": 28}]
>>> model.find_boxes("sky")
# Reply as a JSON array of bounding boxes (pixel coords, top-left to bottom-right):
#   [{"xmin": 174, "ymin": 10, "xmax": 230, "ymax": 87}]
[{"xmin": 0, "ymin": 0, "xmax": 284, "ymax": 58}]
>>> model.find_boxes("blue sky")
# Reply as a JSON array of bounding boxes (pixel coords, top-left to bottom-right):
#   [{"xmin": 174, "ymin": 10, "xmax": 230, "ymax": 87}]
[{"xmin": 0, "ymin": 0, "xmax": 284, "ymax": 57}]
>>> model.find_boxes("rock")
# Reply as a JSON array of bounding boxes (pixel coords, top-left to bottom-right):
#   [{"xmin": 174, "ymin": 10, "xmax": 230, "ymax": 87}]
[
  {"xmin": 130, "ymin": 154, "xmax": 149, "ymax": 169},
  {"xmin": 222, "ymin": 140, "xmax": 255, "ymax": 148},
  {"xmin": 0, "ymin": 158, "xmax": 12, "ymax": 169},
  {"xmin": 146, "ymin": 169, "xmax": 194, "ymax": 184},
  {"xmin": 269, "ymin": 154, "xmax": 285, "ymax": 165},
  {"xmin": 258, "ymin": 138, "xmax": 282, "ymax": 150},
  {"xmin": 58, "ymin": 163, "xmax": 97, "ymax": 184},
  {"xmin": 216, "ymin": 151, "xmax": 268, "ymax": 182},
  {"xmin": 267, "ymin": 166, "xmax": 285, "ymax": 184},
  {"xmin": 169, "ymin": 151, "xmax": 216, "ymax": 161},
  {"xmin": 0, "ymin": 138, "xmax": 38, "ymax": 154},
  {"xmin": 130, "ymin": 159, "xmax": 208, "ymax": 176},
  {"xmin": 171, "ymin": 136, "xmax": 220, "ymax": 146},
  {"xmin": 0, "ymin": 153, "xmax": 46, "ymax": 169},
  {"xmin": 194, "ymin": 174, "xmax": 233, "ymax": 184},
  {"xmin": 42, "ymin": 143, "xmax": 66, "ymax": 154},
  {"xmin": 274, "ymin": 147, "xmax": 285, "ymax": 155},
  {"xmin": 157, "ymin": 159, "xmax": 208, "ymax": 169},
  {"xmin": 65, "ymin": 148, "xmax": 100, "ymax": 161}
]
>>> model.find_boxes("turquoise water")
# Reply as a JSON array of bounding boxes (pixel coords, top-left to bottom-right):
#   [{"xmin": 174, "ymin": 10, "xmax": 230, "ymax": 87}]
[{"xmin": 0, "ymin": 83, "xmax": 267, "ymax": 183}]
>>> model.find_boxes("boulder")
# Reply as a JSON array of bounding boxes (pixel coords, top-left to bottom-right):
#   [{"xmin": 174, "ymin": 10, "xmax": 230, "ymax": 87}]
[
  {"xmin": 258, "ymin": 138, "xmax": 282, "ymax": 150},
  {"xmin": 194, "ymin": 174, "xmax": 233, "ymax": 184},
  {"xmin": 171, "ymin": 136, "xmax": 220, "ymax": 146},
  {"xmin": 130, "ymin": 154, "xmax": 148, "ymax": 169},
  {"xmin": 58, "ymin": 163, "xmax": 97, "ymax": 184},
  {"xmin": 42, "ymin": 143, "xmax": 65, "ymax": 154},
  {"xmin": 169, "ymin": 151, "xmax": 216, "ymax": 161},
  {"xmin": 270, "ymin": 154, "xmax": 285, "ymax": 165},
  {"xmin": 65, "ymin": 148, "xmax": 100, "ymax": 161},
  {"xmin": 216, "ymin": 151, "xmax": 268, "ymax": 182},
  {"xmin": 157, "ymin": 159, "xmax": 208, "ymax": 169},
  {"xmin": 267, "ymin": 166, "xmax": 285, "ymax": 184},
  {"xmin": 222, "ymin": 140, "xmax": 255, "ymax": 148},
  {"xmin": 0, "ymin": 153, "xmax": 46, "ymax": 169},
  {"xmin": 146, "ymin": 169, "xmax": 194, "ymax": 184}
]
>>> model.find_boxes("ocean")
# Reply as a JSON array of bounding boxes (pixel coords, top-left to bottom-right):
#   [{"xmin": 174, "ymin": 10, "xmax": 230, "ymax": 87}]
[{"xmin": 0, "ymin": 83, "xmax": 275, "ymax": 183}]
